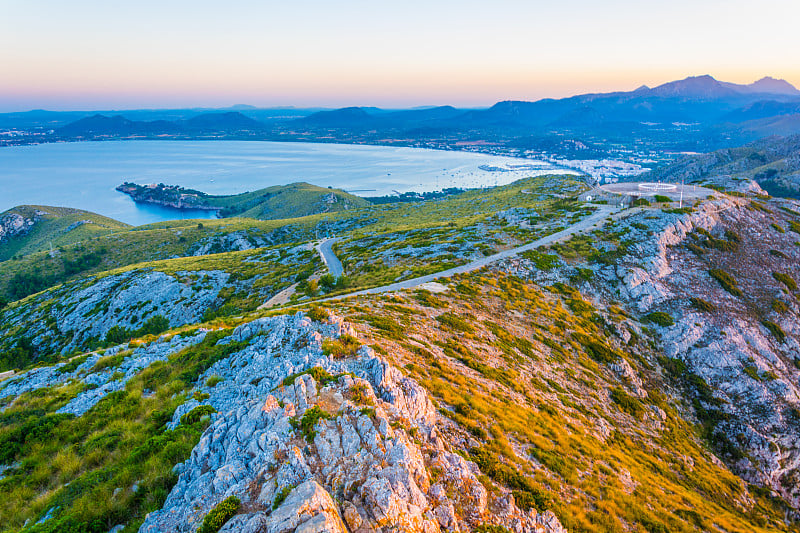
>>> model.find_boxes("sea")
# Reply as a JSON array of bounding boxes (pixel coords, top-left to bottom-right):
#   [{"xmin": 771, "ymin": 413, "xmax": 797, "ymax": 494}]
[{"xmin": 0, "ymin": 140, "xmax": 574, "ymax": 225}]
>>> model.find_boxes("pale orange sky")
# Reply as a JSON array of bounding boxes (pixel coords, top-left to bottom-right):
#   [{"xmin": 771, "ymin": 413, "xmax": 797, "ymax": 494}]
[{"xmin": 1, "ymin": 0, "xmax": 798, "ymax": 110}]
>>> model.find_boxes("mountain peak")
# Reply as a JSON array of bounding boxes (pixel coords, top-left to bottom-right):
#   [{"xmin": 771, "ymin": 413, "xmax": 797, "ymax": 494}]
[
  {"xmin": 648, "ymin": 75, "xmax": 735, "ymax": 99},
  {"xmin": 748, "ymin": 76, "xmax": 800, "ymax": 95}
]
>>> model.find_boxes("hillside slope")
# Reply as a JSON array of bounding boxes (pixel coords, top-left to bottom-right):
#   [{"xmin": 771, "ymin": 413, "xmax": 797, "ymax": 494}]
[
  {"xmin": 645, "ymin": 135, "xmax": 800, "ymax": 196},
  {"xmin": 116, "ymin": 181, "xmax": 370, "ymax": 219},
  {"xmin": 1, "ymin": 176, "xmax": 800, "ymax": 532},
  {"xmin": 0, "ymin": 205, "xmax": 130, "ymax": 262}
]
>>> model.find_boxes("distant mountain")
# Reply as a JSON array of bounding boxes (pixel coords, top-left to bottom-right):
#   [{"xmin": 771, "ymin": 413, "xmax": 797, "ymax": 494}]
[
  {"xmin": 18, "ymin": 73, "xmax": 800, "ymax": 155},
  {"xmin": 56, "ymin": 111, "xmax": 266, "ymax": 138},
  {"xmin": 296, "ymin": 107, "xmax": 381, "ymax": 129},
  {"xmin": 723, "ymin": 76, "xmax": 800, "ymax": 96},
  {"xmin": 182, "ymin": 111, "xmax": 265, "ymax": 132}
]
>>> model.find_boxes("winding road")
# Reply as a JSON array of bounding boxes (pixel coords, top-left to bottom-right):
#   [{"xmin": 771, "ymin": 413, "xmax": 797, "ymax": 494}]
[
  {"xmin": 311, "ymin": 204, "xmax": 617, "ymax": 302},
  {"xmin": 316, "ymin": 237, "xmax": 344, "ymax": 278}
]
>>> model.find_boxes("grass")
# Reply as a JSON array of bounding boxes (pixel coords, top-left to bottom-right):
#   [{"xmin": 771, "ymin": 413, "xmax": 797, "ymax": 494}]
[{"xmin": 333, "ymin": 271, "xmax": 791, "ymax": 533}]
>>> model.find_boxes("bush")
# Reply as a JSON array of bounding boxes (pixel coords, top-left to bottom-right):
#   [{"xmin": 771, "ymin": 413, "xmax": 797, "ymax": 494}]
[
  {"xmin": 771, "ymin": 299, "xmax": 789, "ymax": 313},
  {"xmin": 708, "ymin": 269, "xmax": 742, "ymax": 297},
  {"xmin": 436, "ymin": 312, "xmax": 475, "ymax": 333},
  {"xmin": 689, "ymin": 297, "xmax": 716, "ymax": 312},
  {"xmin": 762, "ymin": 320, "xmax": 786, "ymax": 343},
  {"xmin": 197, "ymin": 496, "xmax": 240, "ymax": 533},
  {"xmin": 654, "ymin": 194, "xmax": 671, "ymax": 203},
  {"xmin": 632, "ymin": 197, "xmax": 650, "ymax": 207},
  {"xmin": 470, "ymin": 446, "xmax": 552, "ymax": 511},
  {"xmin": 273, "ymin": 485, "xmax": 293, "ymax": 510},
  {"xmin": 321, "ymin": 334, "xmax": 361, "ymax": 359},
  {"xmin": 772, "ymin": 272, "xmax": 797, "ymax": 291},
  {"xmin": 307, "ymin": 305, "xmax": 329, "ymax": 322},
  {"xmin": 644, "ymin": 311, "xmax": 674, "ymax": 327},
  {"xmin": 573, "ymin": 333, "xmax": 620, "ymax": 364},
  {"xmin": 282, "ymin": 366, "xmax": 336, "ymax": 387},
  {"xmin": 205, "ymin": 375, "xmax": 223, "ymax": 388},
  {"xmin": 292, "ymin": 406, "xmax": 331, "ymax": 442},
  {"xmin": 349, "ymin": 382, "xmax": 374, "ymax": 406},
  {"xmin": 610, "ymin": 387, "xmax": 644, "ymax": 418},
  {"xmin": 180, "ymin": 404, "xmax": 216, "ymax": 426},
  {"xmin": 521, "ymin": 250, "xmax": 560, "ymax": 271}
]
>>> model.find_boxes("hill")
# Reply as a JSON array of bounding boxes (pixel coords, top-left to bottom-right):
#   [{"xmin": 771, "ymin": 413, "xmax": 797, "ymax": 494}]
[
  {"xmin": 56, "ymin": 111, "xmax": 267, "ymax": 138},
  {"xmin": 2, "ymin": 175, "xmax": 800, "ymax": 531},
  {"xmin": 0, "ymin": 205, "xmax": 129, "ymax": 262},
  {"xmin": 646, "ymin": 135, "xmax": 800, "ymax": 196},
  {"xmin": 116, "ymin": 181, "xmax": 371, "ymax": 219}
]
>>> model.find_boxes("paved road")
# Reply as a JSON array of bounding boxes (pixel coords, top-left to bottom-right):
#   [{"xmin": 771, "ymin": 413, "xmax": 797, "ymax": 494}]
[
  {"xmin": 311, "ymin": 204, "xmax": 617, "ymax": 302},
  {"xmin": 316, "ymin": 237, "xmax": 344, "ymax": 278}
]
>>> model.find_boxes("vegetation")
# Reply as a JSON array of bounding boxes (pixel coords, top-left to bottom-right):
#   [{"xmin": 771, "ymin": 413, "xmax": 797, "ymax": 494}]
[
  {"xmin": 690, "ymin": 297, "xmax": 716, "ymax": 312},
  {"xmin": 708, "ymin": 268, "xmax": 743, "ymax": 297},
  {"xmin": 644, "ymin": 311, "xmax": 674, "ymax": 327},
  {"xmin": 772, "ymin": 272, "xmax": 797, "ymax": 291},
  {"xmin": 197, "ymin": 496, "xmax": 240, "ymax": 533},
  {"xmin": 291, "ymin": 406, "xmax": 331, "ymax": 442}
]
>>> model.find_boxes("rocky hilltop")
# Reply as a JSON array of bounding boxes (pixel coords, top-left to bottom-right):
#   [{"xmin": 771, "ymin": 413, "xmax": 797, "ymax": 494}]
[{"xmin": 1, "ymin": 174, "xmax": 800, "ymax": 532}]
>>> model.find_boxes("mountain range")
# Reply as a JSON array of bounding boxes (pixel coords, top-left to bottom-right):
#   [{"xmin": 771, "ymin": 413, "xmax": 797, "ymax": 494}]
[{"xmin": 5, "ymin": 75, "xmax": 800, "ymax": 157}]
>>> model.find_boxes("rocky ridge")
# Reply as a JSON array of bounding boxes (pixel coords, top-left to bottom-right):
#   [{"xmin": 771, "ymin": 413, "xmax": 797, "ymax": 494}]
[
  {"xmin": 505, "ymin": 188, "xmax": 800, "ymax": 508},
  {"xmin": 140, "ymin": 313, "xmax": 564, "ymax": 533}
]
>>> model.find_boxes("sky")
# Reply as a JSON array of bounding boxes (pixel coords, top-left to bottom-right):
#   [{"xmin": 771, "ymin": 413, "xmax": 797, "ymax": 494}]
[{"xmin": 1, "ymin": 0, "xmax": 799, "ymax": 111}]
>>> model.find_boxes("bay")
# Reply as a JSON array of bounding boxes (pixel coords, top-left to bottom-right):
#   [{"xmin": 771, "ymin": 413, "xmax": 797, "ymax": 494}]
[{"xmin": 0, "ymin": 140, "xmax": 571, "ymax": 225}]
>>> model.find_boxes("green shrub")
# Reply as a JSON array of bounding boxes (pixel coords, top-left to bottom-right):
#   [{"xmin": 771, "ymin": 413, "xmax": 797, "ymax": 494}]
[
  {"xmin": 349, "ymin": 382, "xmax": 374, "ymax": 406},
  {"xmin": 197, "ymin": 495, "xmax": 240, "ymax": 533},
  {"xmin": 322, "ymin": 334, "xmax": 361, "ymax": 359},
  {"xmin": 772, "ymin": 272, "xmax": 797, "ymax": 291},
  {"xmin": 573, "ymin": 334, "xmax": 620, "ymax": 364},
  {"xmin": 521, "ymin": 249, "xmax": 560, "ymax": 271},
  {"xmin": 282, "ymin": 366, "xmax": 336, "ymax": 387},
  {"xmin": 771, "ymin": 299, "xmax": 789, "ymax": 313},
  {"xmin": 476, "ymin": 526, "xmax": 511, "ymax": 533},
  {"xmin": 292, "ymin": 406, "xmax": 331, "ymax": 442},
  {"xmin": 644, "ymin": 311, "xmax": 674, "ymax": 327},
  {"xmin": 470, "ymin": 446, "xmax": 552, "ymax": 511},
  {"xmin": 708, "ymin": 269, "xmax": 742, "ymax": 297},
  {"xmin": 368, "ymin": 316, "xmax": 404, "ymax": 339},
  {"xmin": 180, "ymin": 405, "xmax": 216, "ymax": 426},
  {"xmin": 273, "ymin": 485, "xmax": 293, "ymax": 510},
  {"xmin": 632, "ymin": 197, "xmax": 650, "ymax": 207},
  {"xmin": 742, "ymin": 364, "xmax": 761, "ymax": 382},
  {"xmin": 654, "ymin": 195, "xmax": 671, "ymax": 203},
  {"xmin": 307, "ymin": 305, "xmax": 329, "ymax": 322},
  {"xmin": 436, "ymin": 312, "xmax": 475, "ymax": 333},
  {"xmin": 689, "ymin": 297, "xmax": 716, "ymax": 312},
  {"xmin": 762, "ymin": 320, "xmax": 786, "ymax": 343},
  {"xmin": 91, "ymin": 353, "xmax": 125, "ymax": 372},
  {"xmin": 205, "ymin": 375, "xmax": 223, "ymax": 388},
  {"xmin": 610, "ymin": 388, "xmax": 644, "ymax": 418}
]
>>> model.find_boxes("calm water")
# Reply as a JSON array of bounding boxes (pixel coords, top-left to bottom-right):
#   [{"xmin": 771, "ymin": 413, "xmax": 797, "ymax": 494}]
[{"xmin": 0, "ymin": 140, "xmax": 569, "ymax": 225}]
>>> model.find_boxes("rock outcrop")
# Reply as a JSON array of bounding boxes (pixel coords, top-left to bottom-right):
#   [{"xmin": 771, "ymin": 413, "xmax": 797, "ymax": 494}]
[{"xmin": 141, "ymin": 313, "xmax": 564, "ymax": 533}]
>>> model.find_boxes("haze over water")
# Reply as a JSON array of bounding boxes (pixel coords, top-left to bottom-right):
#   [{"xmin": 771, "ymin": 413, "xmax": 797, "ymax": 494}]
[{"xmin": 0, "ymin": 140, "xmax": 570, "ymax": 225}]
